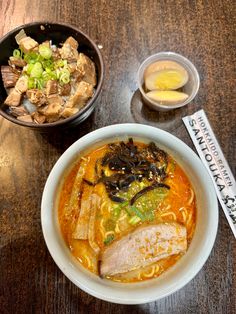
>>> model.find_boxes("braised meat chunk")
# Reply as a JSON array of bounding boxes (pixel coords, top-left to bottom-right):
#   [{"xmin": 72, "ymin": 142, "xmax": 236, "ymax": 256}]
[
  {"xmin": 15, "ymin": 76, "xmax": 28, "ymax": 93},
  {"xmin": 9, "ymin": 57, "xmax": 27, "ymax": 68},
  {"xmin": 43, "ymin": 103, "xmax": 62, "ymax": 122},
  {"xmin": 59, "ymin": 36, "xmax": 79, "ymax": 61},
  {"xmin": 61, "ymin": 107, "xmax": 79, "ymax": 118},
  {"xmin": 64, "ymin": 36, "xmax": 79, "ymax": 50},
  {"xmin": 26, "ymin": 89, "xmax": 46, "ymax": 106},
  {"xmin": 1, "ymin": 66, "xmax": 20, "ymax": 88},
  {"xmin": 65, "ymin": 81, "xmax": 93, "ymax": 109},
  {"xmin": 19, "ymin": 36, "xmax": 38, "ymax": 53},
  {"xmin": 4, "ymin": 89, "xmax": 22, "ymax": 106},
  {"xmin": 77, "ymin": 53, "xmax": 97, "ymax": 86},
  {"xmin": 17, "ymin": 114, "xmax": 33, "ymax": 122},
  {"xmin": 46, "ymin": 80, "xmax": 58, "ymax": 96}
]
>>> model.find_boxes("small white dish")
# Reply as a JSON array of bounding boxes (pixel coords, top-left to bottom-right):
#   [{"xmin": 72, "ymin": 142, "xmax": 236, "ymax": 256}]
[
  {"xmin": 137, "ymin": 52, "xmax": 200, "ymax": 111},
  {"xmin": 41, "ymin": 123, "xmax": 218, "ymax": 304}
]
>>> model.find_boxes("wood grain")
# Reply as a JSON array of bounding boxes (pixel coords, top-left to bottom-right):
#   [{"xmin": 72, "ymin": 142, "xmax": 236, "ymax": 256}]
[{"xmin": 0, "ymin": 0, "xmax": 235, "ymax": 313}]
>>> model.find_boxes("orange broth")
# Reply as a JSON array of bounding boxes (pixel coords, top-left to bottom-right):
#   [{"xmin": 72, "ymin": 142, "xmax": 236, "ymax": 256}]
[{"xmin": 58, "ymin": 141, "xmax": 196, "ymax": 282}]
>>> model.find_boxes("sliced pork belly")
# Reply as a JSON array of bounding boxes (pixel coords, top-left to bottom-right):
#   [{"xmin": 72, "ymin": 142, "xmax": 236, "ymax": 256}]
[{"xmin": 100, "ymin": 222, "xmax": 187, "ymax": 277}]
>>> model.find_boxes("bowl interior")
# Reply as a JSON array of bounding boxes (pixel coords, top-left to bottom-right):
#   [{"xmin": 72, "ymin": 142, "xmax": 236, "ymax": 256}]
[
  {"xmin": 0, "ymin": 22, "xmax": 103, "ymax": 129},
  {"xmin": 41, "ymin": 124, "xmax": 218, "ymax": 304},
  {"xmin": 138, "ymin": 52, "xmax": 200, "ymax": 111}
]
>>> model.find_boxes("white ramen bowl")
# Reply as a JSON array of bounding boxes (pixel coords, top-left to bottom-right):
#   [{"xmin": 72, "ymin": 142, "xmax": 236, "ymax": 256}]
[{"xmin": 41, "ymin": 124, "xmax": 218, "ymax": 304}]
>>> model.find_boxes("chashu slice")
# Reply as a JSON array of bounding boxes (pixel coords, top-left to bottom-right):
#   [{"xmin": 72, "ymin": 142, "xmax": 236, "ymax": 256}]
[{"xmin": 100, "ymin": 222, "xmax": 187, "ymax": 277}]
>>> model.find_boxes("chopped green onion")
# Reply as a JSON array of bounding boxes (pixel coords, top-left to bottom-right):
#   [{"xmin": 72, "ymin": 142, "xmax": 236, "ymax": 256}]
[
  {"xmin": 35, "ymin": 78, "xmax": 44, "ymax": 89},
  {"xmin": 56, "ymin": 69, "xmax": 60, "ymax": 79},
  {"xmin": 104, "ymin": 234, "xmax": 115, "ymax": 245},
  {"xmin": 128, "ymin": 206, "xmax": 155, "ymax": 222},
  {"xmin": 55, "ymin": 59, "xmax": 64, "ymax": 68},
  {"xmin": 123, "ymin": 206, "xmax": 132, "ymax": 216},
  {"xmin": 24, "ymin": 52, "xmax": 38, "ymax": 64},
  {"xmin": 26, "ymin": 64, "xmax": 34, "ymax": 75},
  {"xmin": 42, "ymin": 71, "xmax": 50, "ymax": 80},
  {"xmin": 61, "ymin": 68, "xmax": 70, "ymax": 76},
  {"xmin": 60, "ymin": 73, "xmax": 70, "ymax": 84},
  {"xmin": 13, "ymin": 49, "xmax": 21, "ymax": 58},
  {"xmin": 128, "ymin": 215, "xmax": 141, "ymax": 225},
  {"xmin": 13, "ymin": 41, "xmax": 72, "ymax": 88},
  {"xmin": 28, "ymin": 77, "xmax": 35, "ymax": 89},
  {"xmin": 45, "ymin": 68, "xmax": 57, "ymax": 80},
  {"xmin": 50, "ymin": 72, "xmax": 57, "ymax": 80},
  {"xmin": 41, "ymin": 59, "xmax": 54, "ymax": 70},
  {"xmin": 59, "ymin": 68, "xmax": 71, "ymax": 84},
  {"xmin": 130, "ymin": 206, "xmax": 146, "ymax": 221},
  {"xmin": 20, "ymin": 48, "xmax": 24, "ymax": 58},
  {"xmin": 30, "ymin": 62, "xmax": 43, "ymax": 78},
  {"xmin": 39, "ymin": 44, "xmax": 52, "ymax": 59}
]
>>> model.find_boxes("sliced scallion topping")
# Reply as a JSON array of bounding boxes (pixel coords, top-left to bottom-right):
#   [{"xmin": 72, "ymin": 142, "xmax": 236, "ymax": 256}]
[
  {"xmin": 30, "ymin": 62, "xmax": 43, "ymax": 78},
  {"xmin": 26, "ymin": 64, "xmax": 34, "ymax": 75},
  {"xmin": 60, "ymin": 73, "xmax": 70, "ymax": 84},
  {"xmin": 128, "ymin": 215, "xmax": 141, "ymax": 225},
  {"xmin": 55, "ymin": 59, "xmax": 64, "ymax": 68},
  {"xmin": 13, "ymin": 49, "xmax": 21, "ymax": 58},
  {"xmin": 12, "ymin": 39, "xmax": 72, "ymax": 89},
  {"xmin": 39, "ymin": 44, "xmax": 52, "ymax": 59},
  {"xmin": 104, "ymin": 234, "xmax": 115, "ymax": 245},
  {"xmin": 35, "ymin": 78, "xmax": 44, "ymax": 89},
  {"xmin": 129, "ymin": 206, "xmax": 146, "ymax": 221},
  {"xmin": 24, "ymin": 52, "xmax": 38, "ymax": 64},
  {"xmin": 28, "ymin": 77, "xmax": 35, "ymax": 89}
]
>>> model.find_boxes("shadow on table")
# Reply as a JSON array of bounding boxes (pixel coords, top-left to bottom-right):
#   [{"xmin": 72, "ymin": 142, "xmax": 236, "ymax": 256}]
[
  {"xmin": 0, "ymin": 235, "xmax": 148, "ymax": 314},
  {"xmin": 60, "ymin": 281, "xmax": 149, "ymax": 314},
  {"xmin": 0, "ymin": 234, "xmax": 46, "ymax": 313},
  {"xmin": 33, "ymin": 110, "xmax": 96, "ymax": 154}
]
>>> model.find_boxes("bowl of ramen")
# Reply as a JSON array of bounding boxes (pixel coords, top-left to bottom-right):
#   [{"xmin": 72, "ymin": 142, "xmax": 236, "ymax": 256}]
[
  {"xmin": 0, "ymin": 22, "xmax": 104, "ymax": 131},
  {"xmin": 41, "ymin": 123, "xmax": 218, "ymax": 304}
]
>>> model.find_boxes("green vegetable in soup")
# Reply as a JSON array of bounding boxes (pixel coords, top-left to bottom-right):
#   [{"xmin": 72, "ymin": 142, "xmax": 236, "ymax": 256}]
[
  {"xmin": 104, "ymin": 234, "xmax": 115, "ymax": 245},
  {"xmin": 128, "ymin": 215, "xmax": 141, "ymax": 225}
]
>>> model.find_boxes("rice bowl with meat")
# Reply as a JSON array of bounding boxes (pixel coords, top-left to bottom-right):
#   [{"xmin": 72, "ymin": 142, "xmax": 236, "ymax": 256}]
[{"xmin": 1, "ymin": 29, "xmax": 97, "ymax": 124}]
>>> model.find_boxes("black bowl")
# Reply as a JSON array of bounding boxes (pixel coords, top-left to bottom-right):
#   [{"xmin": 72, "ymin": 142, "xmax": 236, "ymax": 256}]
[{"xmin": 0, "ymin": 22, "xmax": 104, "ymax": 131}]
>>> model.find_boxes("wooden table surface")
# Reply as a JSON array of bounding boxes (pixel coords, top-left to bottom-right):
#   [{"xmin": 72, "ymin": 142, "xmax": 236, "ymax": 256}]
[{"xmin": 0, "ymin": 1, "xmax": 235, "ymax": 313}]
